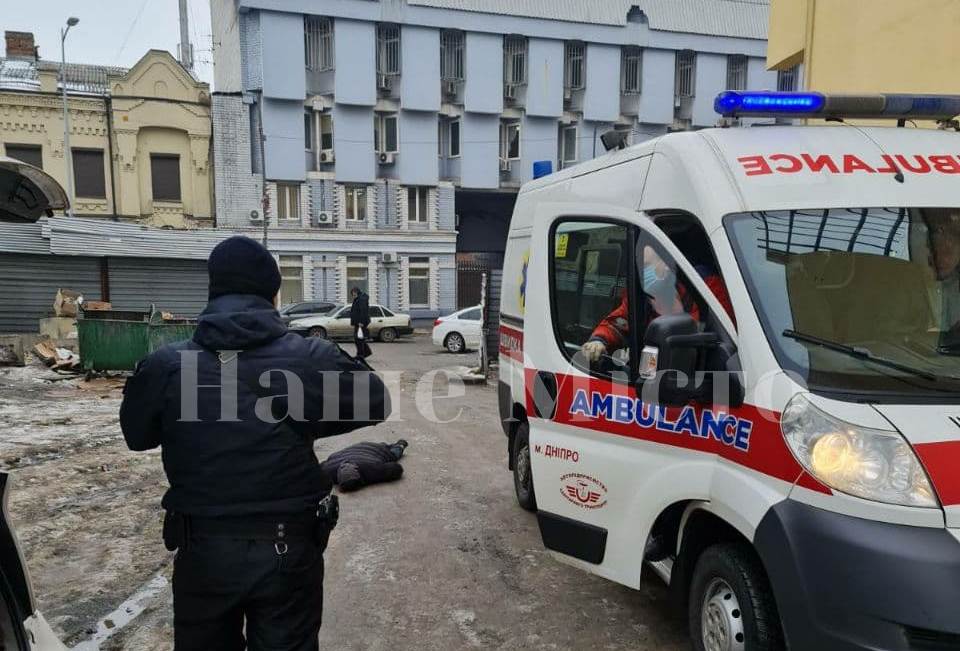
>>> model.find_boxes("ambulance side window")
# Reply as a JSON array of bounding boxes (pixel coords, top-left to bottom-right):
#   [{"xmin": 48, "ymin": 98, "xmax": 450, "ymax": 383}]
[
  {"xmin": 550, "ymin": 220, "xmax": 633, "ymax": 378},
  {"xmin": 636, "ymin": 234, "xmax": 709, "ymax": 331}
]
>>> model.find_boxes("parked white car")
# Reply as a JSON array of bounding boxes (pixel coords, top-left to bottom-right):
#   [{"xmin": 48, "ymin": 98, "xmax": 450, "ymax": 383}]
[
  {"xmin": 289, "ymin": 304, "xmax": 413, "ymax": 342},
  {"xmin": 432, "ymin": 305, "xmax": 483, "ymax": 353}
]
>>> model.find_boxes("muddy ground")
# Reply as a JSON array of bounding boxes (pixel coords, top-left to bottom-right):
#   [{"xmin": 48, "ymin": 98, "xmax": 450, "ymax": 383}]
[{"xmin": 0, "ymin": 337, "xmax": 687, "ymax": 650}]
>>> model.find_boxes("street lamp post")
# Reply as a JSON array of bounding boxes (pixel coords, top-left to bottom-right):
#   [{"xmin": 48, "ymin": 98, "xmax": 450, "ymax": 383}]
[{"xmin": 60, "ymin": 17, "xmax": 79, "ymax": 217}]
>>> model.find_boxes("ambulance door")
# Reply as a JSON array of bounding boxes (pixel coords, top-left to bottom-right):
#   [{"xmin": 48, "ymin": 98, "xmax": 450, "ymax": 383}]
[{"xmin": 526, "ymin": 204, "xmax": 735, "ymax": 589}]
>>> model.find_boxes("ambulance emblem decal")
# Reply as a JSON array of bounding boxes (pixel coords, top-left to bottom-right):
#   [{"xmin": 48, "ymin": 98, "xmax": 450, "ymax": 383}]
[
  {"xmin": 561, "ymin": 473, "xmax": 608, "ymax": 510},
  {"xmin": 518, "ymin": 250, "xmax": 530, "ymax": 314}
]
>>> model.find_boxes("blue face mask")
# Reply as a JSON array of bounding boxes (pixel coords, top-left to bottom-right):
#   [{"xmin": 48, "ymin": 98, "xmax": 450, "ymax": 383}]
[{"xmin": 643, "ymin": 265, "xmax": 659, "ymax": 287}]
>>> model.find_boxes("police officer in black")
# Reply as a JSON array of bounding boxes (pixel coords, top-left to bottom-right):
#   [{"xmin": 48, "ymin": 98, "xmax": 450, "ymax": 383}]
[{"xmin": 120, "ymin": 236, "xmax": 390, "ymax": 650}]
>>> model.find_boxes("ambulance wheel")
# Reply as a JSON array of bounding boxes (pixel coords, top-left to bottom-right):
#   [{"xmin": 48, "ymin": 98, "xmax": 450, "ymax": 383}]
[
  {"xmin": 512, "ymin": 422, "xmax": 537, "ymax": 512},
  {"xmin": 689, "ymin": 543, "xmax": 782, "ymax": 651}
]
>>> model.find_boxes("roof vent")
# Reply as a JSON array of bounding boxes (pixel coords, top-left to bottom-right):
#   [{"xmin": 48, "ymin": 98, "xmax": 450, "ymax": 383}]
[{"xmin": 626, "ymin": 6, "xmax": 647, "ymax": 23}]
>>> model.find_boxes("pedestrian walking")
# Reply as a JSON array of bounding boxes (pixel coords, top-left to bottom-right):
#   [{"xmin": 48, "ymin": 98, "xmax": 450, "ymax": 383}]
[
  {"xmin": 120, "ymin": 236, "xmax": 390, "ymax": 651},
  {"xmin": 350, "ymin": 286, "xmax": 372, "ymax": 358}
]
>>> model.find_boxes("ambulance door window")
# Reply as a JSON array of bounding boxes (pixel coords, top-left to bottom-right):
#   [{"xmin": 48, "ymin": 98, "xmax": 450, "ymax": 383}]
[
  {"xmin": 636, "ymin": 233, "xmax": 710, "ymax": 335},
  {"xmin": 550, "ymin": 220, "xmax": 634, "ymax": 379}
]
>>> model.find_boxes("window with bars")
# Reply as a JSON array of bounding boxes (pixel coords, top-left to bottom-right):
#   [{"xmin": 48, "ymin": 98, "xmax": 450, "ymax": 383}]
[
  {"xmin": 503, "ymin": 35, "xmax": 527, "ymax": 87},
  {"xmin": 377, "ymin": 24, "xmax": 401, "ymax": 76},
  {"xmin": 621, "ymin": 46, "xmax": 642, "ymax": 94},
  {"xmin": 564, "ymin": 42, "xmax": 585, "ymax": 91},
  {"xmin": 347, "ymin": 256, "xmax": 369, "ymax": 296},
  {"xmin": 277, "ymin": 183, "xmax": 301, "ymax": 221},
  {"xmin": 440, "ymin": 30, "xmax": 464, "ymax": 81},
  {"xmin": 726, "ymin": 54, "xmax": 748, "ymax": 91},
  {"xmin": 280, "ymin": 256, "xmax": 304, "ymax": 304},
  {"xmin": 675, "ymin": 50, "xmax": 696, "ymax": 98},
  {"xmin": 777, "ymin": 65, "xmax": 799, "ymax": 91},
  {"xmin": 500, "ymin": 121, "xmax": 521, "ymax": 160},
  {"xmin": 344, "ymin": 185, "xmax": 367, "ymax": 221},
  {"xmin": 408, "ymin": 257, "xmax": 430, "ymax": 308},
  {"xmin": 406, "ymin": 187, "xmax": 430, "ymax": 223},
  {"xmin": 374, "ymin": 113, "xmax": 399, "ymax": 153},
  {"xmin": 559, "ymin": 125, "xmax": 577, "ymax": 167},
  {"xmin": 305, "ymin": 17, "xmax": 334, "ymax": 71}
]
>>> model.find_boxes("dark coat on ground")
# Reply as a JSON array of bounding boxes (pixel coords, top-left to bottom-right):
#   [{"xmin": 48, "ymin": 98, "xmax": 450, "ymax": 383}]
[
  {"xmin": 350, "ymin": 291, "xmax": 371, "ymax": 327},
  {"xmin": 320, "ymin": 441, "xmax": 405, "ymax": 492},
  {"xmin": 119, "ymin": 293, "xmax": 391, "ymax": 518}
]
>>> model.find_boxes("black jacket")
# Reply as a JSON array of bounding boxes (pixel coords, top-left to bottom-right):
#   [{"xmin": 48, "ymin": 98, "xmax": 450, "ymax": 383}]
[
  {"xmin": 350, "ymin": 291, "xmax": 370, "ymax": 327},
  {"xmin": 119, "ymin": 294, "xmax": 390, "ymax": 518},
  {"xmin": 320, "ymin": 441, "xmax": 404, "ymax": 492}
]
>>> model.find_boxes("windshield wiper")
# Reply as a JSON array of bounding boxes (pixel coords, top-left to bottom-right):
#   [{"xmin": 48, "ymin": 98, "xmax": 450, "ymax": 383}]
[{"xmin": 782, "ymin": 329, "xmax": 939, "ymax": 382}]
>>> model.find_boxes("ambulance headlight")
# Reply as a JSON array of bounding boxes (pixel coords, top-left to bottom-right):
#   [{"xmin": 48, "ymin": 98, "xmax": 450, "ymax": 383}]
[{"xmin": 781, "ymin": 394, "xmax": 938, "ymax": 508}]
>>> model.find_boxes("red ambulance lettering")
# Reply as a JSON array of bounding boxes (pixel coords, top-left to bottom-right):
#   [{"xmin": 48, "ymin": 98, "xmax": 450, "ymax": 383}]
[
  {"xmin": 894, "ymin": 154, "xmax": 931, "ymax": 174},
  {"xmin": 800, "ymin": 153, "xmax": 840, "ymax": 173},
  {"xmin": 842, "ymin": 154, "xmax": 876, "ymax": 174},
  {"xmin": 875, "ymin": 154, "xmax": 900, "ymax": 174},
  {"xmin": 929, "ymin": 155, "xmax": 960, "ymax": 174},
  {"xmin": 737, "ymin": 155, "xmax": 773, "ymax": 176},
  {"xmin": 769, "ymin": 154, "xmax": 803, "ymax": 173}
]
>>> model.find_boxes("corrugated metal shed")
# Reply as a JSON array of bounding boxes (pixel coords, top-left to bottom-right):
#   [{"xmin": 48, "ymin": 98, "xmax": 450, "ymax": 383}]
[
  {"xmin": 0, "ymin": 253, "xmax": 102, "ymax": 333},
  {"xmin": 108, "ymin": 257, "xmax": 209, "ymax": 316},
  {"xmin": 407, "ymin": 0, "xmax": 770, "ymax": 39},
  {"xmin": 47, "ymin": 217, "xmax": 229, "ymax": 260},
  {"xmin": 0, "ymin": 221, "xmax": 49, "ymax": 255}
]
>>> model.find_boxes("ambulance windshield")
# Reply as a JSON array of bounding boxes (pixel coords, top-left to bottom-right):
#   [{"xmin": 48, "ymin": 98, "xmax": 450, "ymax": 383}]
[{"xmin": 726, "ymin": 207, "xmax": 960, "ymax": 399}]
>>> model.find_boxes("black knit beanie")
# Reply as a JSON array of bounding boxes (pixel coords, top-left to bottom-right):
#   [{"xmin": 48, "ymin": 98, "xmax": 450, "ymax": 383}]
[{"xmin": 207, "ymin": 236, "xmax": 282, "ymax": 301}]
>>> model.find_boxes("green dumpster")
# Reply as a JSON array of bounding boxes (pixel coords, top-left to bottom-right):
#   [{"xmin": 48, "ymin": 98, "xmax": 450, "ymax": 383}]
[{"xmin": 77, "ymin": 309, "xmax": 196, "ymax": 371}]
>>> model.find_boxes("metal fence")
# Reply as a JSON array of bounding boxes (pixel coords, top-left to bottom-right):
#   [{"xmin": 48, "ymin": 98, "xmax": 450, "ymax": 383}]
[{"xmin": 304, "ymin": 16, "xmax": 334, "ymax": 71}]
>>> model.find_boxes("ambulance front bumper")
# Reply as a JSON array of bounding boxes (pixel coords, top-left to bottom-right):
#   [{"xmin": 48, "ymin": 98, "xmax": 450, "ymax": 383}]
[{"xmin": 754, "ymin": 500, "xmax": 960, "ymax": 651}]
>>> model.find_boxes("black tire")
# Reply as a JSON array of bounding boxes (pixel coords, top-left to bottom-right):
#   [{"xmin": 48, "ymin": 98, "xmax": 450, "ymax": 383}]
[
  {"xmin": 308, "ymin": 326, "xmax": 327, "ymax": 339},
  {"xmin": 689, "ymin": 543, "xmax": 783, "ymax": 651},
  {"xmin": 511, "ymin": 422, "xmax": 537, "ymax": 511},
  {"xmin": 379, "ymin": 327, "xmax": 398, "ymax": 343},
  {"xmin": 445, "ymin": 332, "xmax": 466, "ymax": 353}
]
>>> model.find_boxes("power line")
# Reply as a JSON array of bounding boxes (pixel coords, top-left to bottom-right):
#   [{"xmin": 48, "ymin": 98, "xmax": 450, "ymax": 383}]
[{"xmin": 114, "ymin": 0, "xmax": 152, "ymax": 61}]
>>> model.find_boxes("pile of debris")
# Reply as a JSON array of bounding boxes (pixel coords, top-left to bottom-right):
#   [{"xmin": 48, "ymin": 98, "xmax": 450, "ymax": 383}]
[{"xmin": 32, "ymin": 340, "xmax": 81, "ymax": 373}]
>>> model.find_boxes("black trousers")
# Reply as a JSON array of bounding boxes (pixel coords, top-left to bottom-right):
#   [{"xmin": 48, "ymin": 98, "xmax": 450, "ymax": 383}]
[
  {"xmin": 353, "ymin": 325, "xmax": 371, "ymax": 358},
  {"xmin": 173, "ymin": 535, "xmax": 324, "ymax": 651}
]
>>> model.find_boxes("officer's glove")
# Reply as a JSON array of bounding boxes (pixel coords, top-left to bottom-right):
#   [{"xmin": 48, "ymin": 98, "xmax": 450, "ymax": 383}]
[{"xmin": 580, "ymin": 340, "xmax": 607, "ymax": 363}]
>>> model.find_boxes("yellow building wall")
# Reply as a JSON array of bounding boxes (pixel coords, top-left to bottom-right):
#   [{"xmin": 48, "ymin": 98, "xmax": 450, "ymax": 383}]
[
  {"xmin": 769, "ymin": 0, "xmax": 960, "ymax": 95},
  {"xmin": 0, "ymin": 50, "xmax": 211, "ymax": 228}
]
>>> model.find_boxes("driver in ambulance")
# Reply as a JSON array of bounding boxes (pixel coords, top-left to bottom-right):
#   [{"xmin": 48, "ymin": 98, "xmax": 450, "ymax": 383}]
[{"xmin": 581, "ymin": 246, "xmax": 734, "ymax": 362}]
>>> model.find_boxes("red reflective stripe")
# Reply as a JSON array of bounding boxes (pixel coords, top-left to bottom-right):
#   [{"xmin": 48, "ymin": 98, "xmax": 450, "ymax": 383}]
[
  {"xmin": 914, "ymin": 441, "xmax": 960, "ymax": 506},
  {"xmin": 524, "ymin": 369, "xmax": 830, "ymax": 494}
]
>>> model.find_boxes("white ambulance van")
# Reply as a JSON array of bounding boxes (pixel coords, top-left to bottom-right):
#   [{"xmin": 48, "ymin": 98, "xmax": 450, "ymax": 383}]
[{"xmin": 498, "ymin": 92, "xmax": 960, "ymax": 651}]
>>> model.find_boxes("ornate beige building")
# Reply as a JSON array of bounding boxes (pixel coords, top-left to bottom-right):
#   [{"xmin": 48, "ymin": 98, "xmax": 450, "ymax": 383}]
[{"xmin": 0, "ymin": 32, "xmax": 212, "ymax": 227}]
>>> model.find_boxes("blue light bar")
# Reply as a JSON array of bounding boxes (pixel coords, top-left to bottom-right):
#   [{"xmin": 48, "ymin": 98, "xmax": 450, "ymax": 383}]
[
  {"xmin": 715, "ymin": 91, "xmax": 825, "ymax": 117},
  {"xmin": 714, "ymin": 90, "xmax": 960, "ymax": 121}
]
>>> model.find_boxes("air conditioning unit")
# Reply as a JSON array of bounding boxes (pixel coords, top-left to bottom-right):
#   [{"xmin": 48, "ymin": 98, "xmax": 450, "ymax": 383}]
[
  {"xmin": 378, "ymin": 152, "xmax": 396, "ymax": 165},
  {"xmin": 443, "ymin": 80, "xmax": 458, "ymax": 97},
  {"xmin": 249, "ymin": 209, "xmax": 263, "ymax": 222},
  {"xmin": 316, "ymin": 211, "xmax": 333, "ymax": 225},
  {"xmin": 318, "ymin": 149, "xmax": 335, "ymax": 164},
  {"xmin": 377, "ymin": 74, "xmax": 392, "ymax": 91},
  {"xmin": 381, "ymin": 251, "xmax": 398, "ymax": 264},
  {"xmin": 504, "ymin": 84, "xmax": 517, "ymax": 100},
  {"xmin": 499, "ymin": 158, "xmax": 512, "ymax": 172}
]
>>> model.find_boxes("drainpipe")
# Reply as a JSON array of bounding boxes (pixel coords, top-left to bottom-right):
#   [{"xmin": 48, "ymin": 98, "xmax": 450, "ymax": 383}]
[{"xmin": 104, "ymin": 95, "xmax": 119, "ymax": 221}]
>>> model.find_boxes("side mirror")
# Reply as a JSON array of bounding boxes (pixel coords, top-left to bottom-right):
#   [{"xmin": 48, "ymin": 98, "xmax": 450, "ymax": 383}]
[{"xmin": 642, "ymin": 314, "xmax": 744, "ymax": 408}]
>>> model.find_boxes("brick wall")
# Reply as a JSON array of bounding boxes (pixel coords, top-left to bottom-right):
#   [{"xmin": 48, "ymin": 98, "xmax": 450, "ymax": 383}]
[{"xmin": 212, "ymin": 93, "xmax": 262, "ymax": 226}]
